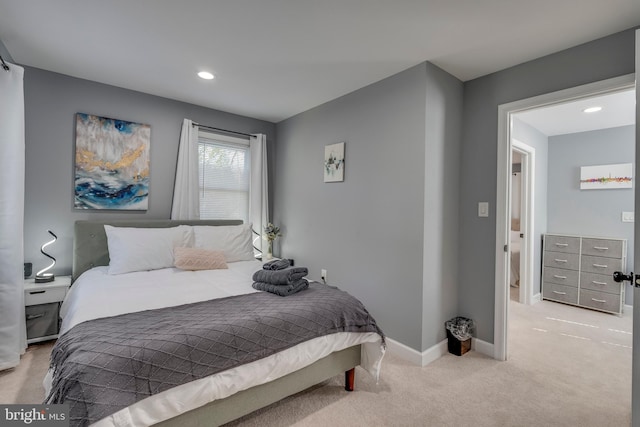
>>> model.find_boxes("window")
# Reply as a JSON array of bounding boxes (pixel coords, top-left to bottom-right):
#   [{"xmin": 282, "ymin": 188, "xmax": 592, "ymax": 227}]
[{"xmin": 198, "ymin": 131, "xmax": 250, "ymax": 222}]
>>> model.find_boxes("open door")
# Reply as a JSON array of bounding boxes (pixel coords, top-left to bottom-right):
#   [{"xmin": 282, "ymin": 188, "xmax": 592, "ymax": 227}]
[{"xmin": 632, "ymin": 28, "xmax": 640, "ymax": 427}]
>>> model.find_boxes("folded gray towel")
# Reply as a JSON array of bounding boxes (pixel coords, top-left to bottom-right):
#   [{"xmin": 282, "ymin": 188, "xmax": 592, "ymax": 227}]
[
  {"xmin": 262, "ymin": 259, "xmax": 291, "ymax": 271},
  {"xmin": 252, "ymin": 279, "xmax": 309, "ymax": 296},
  {"xmin": 253, "ymin": 267, "xmax": 308, "ymax": 285}
]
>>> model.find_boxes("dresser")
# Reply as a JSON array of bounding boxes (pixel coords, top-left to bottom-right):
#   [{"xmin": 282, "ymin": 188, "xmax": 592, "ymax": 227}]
[{"xmin": 542, "ymin": 234, "xmax": 626, "ymax": 314}]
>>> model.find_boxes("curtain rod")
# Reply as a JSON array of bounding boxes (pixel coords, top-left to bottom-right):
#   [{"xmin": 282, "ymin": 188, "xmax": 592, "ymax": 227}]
[
  {"xmin": 0, "ymin": 55, "xmax": 9, "ymax": 71},
  {"xmin": 192, "ymin": 122, "xmax": 252, "ymax": 138}
]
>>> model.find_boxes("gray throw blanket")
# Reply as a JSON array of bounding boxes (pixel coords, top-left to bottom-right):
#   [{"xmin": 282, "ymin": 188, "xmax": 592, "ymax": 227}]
[
  {"xmin": 253, "ymin": 278, "xmax": 309, "ymax": 296},
  {"xmin": 253, "ymin": 266, "xmax": 308, "ymax": 285},
  {"xmin": 262, "ymin": 259, "xmax": 291, "ymax": 270},
  {"xmin": 46, "ymin": 283, "xmax": 384, "ymax": 427}
]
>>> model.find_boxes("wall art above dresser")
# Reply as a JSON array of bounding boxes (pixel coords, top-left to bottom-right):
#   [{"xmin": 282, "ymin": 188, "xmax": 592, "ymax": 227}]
[{"xmin": 542, "ymin": 233, "xmax": 626, "ymax": 315}]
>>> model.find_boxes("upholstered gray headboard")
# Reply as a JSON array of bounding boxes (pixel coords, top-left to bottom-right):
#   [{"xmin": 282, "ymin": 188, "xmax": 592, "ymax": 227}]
[{"xmin": 72, "ymin": 220, "xmax": 243, "ymax": 282}]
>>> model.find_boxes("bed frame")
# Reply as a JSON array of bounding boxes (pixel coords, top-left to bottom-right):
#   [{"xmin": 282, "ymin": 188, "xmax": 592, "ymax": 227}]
[{"xmin": 72, "ymin": 220, "xmax": 360, "ymax": 426}]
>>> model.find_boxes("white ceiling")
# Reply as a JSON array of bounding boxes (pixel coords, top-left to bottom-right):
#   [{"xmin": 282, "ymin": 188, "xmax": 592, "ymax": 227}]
[
  {"xmin": 515, "ymin": 89, "xmax": 636, "ymax": 136},
  {"xmin": 0, "ymin": 0, "xmax": 638, "ymax": 123}
]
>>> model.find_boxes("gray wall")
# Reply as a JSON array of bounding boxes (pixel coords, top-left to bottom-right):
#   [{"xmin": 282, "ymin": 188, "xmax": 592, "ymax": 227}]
[
  {"xmin": 274, "ymin": 62, "xmax": 462, "ymax": 352},
  {"xmin": 0, "ymin": 39, "xmax": 13, "ymax": 62},
  {"xmin": 548, "ymin": 125, "xmax": 635, "ymax": 304},
  {"xmin": 421, "ymin": 63, "xmax": 462, "ymax": 349},
  {"xmin": 512, "ymin": 117, "xmax": 549, "ymax": 296},
  {"xmin": 459, "ymin": 28, "xmax": 637, "ymax": 344},
  {"xmin": 23, "ymin": 66, "xmax": 276, "ymax": 277}
]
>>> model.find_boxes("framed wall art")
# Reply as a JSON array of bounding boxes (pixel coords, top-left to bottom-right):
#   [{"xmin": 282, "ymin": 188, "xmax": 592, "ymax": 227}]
[
  {"xmin": 324, "ymin": 142, "xmax": 345, "ymax": 182},
  {"xmin": 74, "ymin": 113, "xmax": 151, "ymax": 210},
  {"xmin": 580, "ymin": 163, "xmax": 632, "ymax": 190}
]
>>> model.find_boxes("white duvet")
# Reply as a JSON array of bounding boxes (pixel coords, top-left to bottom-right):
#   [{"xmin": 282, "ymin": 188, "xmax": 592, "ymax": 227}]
[{"xmin": 47, "ymin": 260, "xmax": 385, "ymax": 427}]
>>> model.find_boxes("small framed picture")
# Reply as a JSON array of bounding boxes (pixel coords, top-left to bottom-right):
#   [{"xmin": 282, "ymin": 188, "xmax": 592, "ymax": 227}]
[{"xmin": 324, "ymin": 142, "xmax": 345, "ymax": 182}]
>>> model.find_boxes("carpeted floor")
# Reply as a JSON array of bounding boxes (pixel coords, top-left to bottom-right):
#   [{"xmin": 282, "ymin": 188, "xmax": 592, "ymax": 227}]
[{"xmin": 0, "ymin": 299, "xmax": 632, "ymax": 426}]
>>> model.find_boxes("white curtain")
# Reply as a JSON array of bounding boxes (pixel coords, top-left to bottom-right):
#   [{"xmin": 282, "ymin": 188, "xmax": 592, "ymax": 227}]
[
  {"xmin": 0, "ymin": 62, "xmax": 26, "ymax": 370},
  {"xmin": 171, "ymin": 119, "xmax": 200, "ymax": 219},
  {"xmin": 249, "ymin": 134, "xmax": 269, "ymax": 255}
]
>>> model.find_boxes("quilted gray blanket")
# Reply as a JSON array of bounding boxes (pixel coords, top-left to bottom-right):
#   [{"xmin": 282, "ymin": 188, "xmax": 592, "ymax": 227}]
[{"xmin": 46, "ymin": 283, "xmax": 384, "ymax": 427}]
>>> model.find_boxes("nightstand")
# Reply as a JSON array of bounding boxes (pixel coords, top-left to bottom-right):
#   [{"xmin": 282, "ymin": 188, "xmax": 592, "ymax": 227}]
[{"xmin": 24, "ymin": 276, "xmax": 71, "ymax": 344}]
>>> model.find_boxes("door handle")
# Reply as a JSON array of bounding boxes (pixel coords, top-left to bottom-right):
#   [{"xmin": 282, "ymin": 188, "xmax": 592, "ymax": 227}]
[{"xmin": 613, "ymin": 271, "xmax": 640, "ymax": 287}]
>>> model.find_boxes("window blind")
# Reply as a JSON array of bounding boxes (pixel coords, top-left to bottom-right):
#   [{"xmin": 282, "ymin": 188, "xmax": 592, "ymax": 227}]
[{"xmin": 198, "ymin": 133, "xmax": 250, "ymax": 222}]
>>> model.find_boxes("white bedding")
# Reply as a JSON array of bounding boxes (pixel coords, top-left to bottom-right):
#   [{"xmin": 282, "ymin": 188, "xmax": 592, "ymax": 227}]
[{"xmin": 48, "ymin": 260, "xmax": 385, "ymax": 427}]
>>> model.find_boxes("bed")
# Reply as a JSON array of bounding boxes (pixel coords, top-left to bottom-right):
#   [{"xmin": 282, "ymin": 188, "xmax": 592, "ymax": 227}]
[{"xmin": 45, "ymin": 220, "xmax": 385, "ymax": 427}]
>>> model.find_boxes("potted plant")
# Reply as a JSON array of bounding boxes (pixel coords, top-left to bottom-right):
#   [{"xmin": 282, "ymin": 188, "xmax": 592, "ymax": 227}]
[{"xmin": 263, "ymin": 223, "xmax": 281, "ymax": 260}]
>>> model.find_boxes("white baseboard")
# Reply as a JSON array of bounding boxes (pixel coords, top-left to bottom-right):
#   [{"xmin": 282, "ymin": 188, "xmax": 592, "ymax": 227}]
[
  {"xmin": 385, "ymin": 337, "xmax": 448, "ymax": 366},
  {"xmin": 386, "ymin": 336, "xmax": 496, "ymax": 366},
  {"xmin": 532, "ymin": 293, "xmax": 541, "ymax": 303},
  {"xmin": 471, "ymin": 337, "xmax": 494, "ymax": 358}
]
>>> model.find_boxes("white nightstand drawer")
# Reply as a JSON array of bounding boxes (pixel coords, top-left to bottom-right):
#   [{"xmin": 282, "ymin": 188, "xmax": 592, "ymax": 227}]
[
  {"xmin": 25, "ymin": 287, "xmax": 67, "ymax": 306},
  {"xmin": 24, "ymin": 276, "xmax": 71, "ymax": 344}
]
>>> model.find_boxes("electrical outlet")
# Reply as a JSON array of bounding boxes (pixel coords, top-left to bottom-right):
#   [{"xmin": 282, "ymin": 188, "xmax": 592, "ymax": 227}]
[
  {"xmin": 321, "ymin": 269, "xmax": 327, "ymax": 283},
  {"xmin": 622, "ymin": 211, "xmax": 634, "ymax": 222}
]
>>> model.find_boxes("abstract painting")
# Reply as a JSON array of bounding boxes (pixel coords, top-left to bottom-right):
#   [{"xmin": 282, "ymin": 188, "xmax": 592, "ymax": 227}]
[
  {"xmin": 580, "ymin": 163, "xmax": 632, "ymax": 190},
  {"xmin": 75, "ymin": 113, "xmax": 150, "ymax": 210},
  {"xmin": 324, "ymin": 142, "xmax": 345, "ymax": 182}
]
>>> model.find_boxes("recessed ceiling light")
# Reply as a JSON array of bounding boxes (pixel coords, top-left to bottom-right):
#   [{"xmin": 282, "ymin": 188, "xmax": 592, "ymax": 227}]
[
  {"xmin": 583, "ymin": 106, "xmax": 602, "ymax": 113},
  {"xmin": 197, "ymin": 71, "xmax": 215, "ymax": 80}
]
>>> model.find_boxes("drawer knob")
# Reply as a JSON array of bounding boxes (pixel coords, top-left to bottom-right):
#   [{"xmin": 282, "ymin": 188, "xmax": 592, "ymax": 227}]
[
  {"xmin": 554, "ymin": 259, "xmax": 568, "ymax": 263},
  {"xmin": 29, "ymin": 290, "xmax": 45, "ymax": 295},
  {"xmin": 591, "ymin": 298, "xmax": 607, "ymax": 303},
  {"xmin": 553, "ymin": 275, "xmax": 567, "ymax": 279},
  {"xmin": 592, "ymin": 281, "xmax": 608, "ymax": 285},
  {"xmin": 555, "ymin": 243, "xmax": 569, "ymax": 247},
  {"xmin": 593, "ymin": 264, "xmax": 608, "ymax": 268},
  {"xmin": 593, "ymin": 246, "xmax": 609, "ymax": 251},
  {"xmin": 553, "ymin": 291, "xmax": 567, "ymax": 295}
]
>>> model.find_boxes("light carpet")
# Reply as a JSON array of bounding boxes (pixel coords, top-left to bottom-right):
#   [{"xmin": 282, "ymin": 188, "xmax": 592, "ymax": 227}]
[{"xmin": 0, "ymin": 299, "xmax": 632, "ymax": 426}]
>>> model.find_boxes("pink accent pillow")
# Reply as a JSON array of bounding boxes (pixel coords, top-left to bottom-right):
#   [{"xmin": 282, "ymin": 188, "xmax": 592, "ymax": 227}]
[{"xmin": 174, "ymin": 247, "xmax": 228, "ymax": 271}]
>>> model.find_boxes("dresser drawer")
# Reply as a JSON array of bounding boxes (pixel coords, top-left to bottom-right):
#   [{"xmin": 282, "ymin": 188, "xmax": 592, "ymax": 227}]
[
  {"xmin": 581, "ymin": 255, "xmax": 622, "ymax": 276},
  {"xmin": 24, "ymin": 286, "xmax": 66, "ymax": 306},
  {"xmin": 581, "ymin": 238, "xmax": 624, "ymax": 259},
  {"xmin": 543, "ymin": 282, "xmax": 578, "ymax": 304},
  {"xmin": 544, "ymin": 235, "xmax": 580, "ymax": 254},
  {"xmin": 543, "ymin": 251, "xmax": 580, "ymax": 271},
  {"xmin": 580, "ymin": 272, "xmax": 622, "ymax": 295},
  {"xmin": 25, "ymin": 303, "xmax": 59, "ymax": 341},
  {"xmin": 579, "ymin": 289, "xmax": 622, "ymax": 313},
  {"xmin": 542, "ymin": 267, "xmax": 579, "ymax": 287}
]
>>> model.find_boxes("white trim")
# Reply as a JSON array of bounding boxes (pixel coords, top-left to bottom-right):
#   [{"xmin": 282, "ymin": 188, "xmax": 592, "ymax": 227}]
[
  {"xmin": 420, "ymin": 340, "xmax": 448, "ymax": 366},
  {"xmin": 495, "ymin": 73, "xmax": 636, "ymax": 363},
  {"xmin": 472, "ymin": 338, "xmax": 494, "ymax": 358},
  {"xmin": 532, "ymin": 293, "xmax": 541, "ymax": 304},
  {"xmin": 495, "ymin": 101, "xmax": 510, "ymax": 361},
  {"xmin": 385, "ymin": 337, "xmax": 493, "ymax": 366},
  {"xmin": 385, "ymin": 337, "xmax": 448, "ymax": 366}
]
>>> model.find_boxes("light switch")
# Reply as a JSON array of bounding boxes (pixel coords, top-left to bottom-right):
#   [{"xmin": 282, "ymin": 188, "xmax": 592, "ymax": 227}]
[
  {"xmin": 622, "ymin": 212, "xmax": 634, "ymax": 222},
  {"xmin": 478, "ymin": 202, "xmax": 489, "ymax": 217}
]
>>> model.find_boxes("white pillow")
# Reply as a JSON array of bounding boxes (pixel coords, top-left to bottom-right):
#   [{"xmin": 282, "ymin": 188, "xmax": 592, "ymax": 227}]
[
  {"xmin": 104, "ymin": 225, "xmax": 192, "ymax": 275},
  {"xmin": 193, "ymin": 224, "xmax": 255, "ymax": 262}
]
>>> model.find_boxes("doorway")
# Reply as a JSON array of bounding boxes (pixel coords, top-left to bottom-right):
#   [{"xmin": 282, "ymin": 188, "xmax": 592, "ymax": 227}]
[
  {"xmin": 510, "ymin": 140, "xmax": 535, "ymax": 306},
  {"xmin": 494, "ymin": 74, "xmax": 636, "ymax": 361}
]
